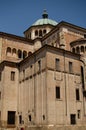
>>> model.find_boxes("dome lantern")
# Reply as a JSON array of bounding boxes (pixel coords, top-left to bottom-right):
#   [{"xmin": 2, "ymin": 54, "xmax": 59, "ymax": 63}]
[{"xmin": 42, "ymin": 10, "xmax": 48, "ymax": 19}]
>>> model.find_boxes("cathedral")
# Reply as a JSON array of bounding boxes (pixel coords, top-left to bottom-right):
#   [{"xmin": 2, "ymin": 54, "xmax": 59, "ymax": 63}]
[{"xmin": 0, "ymin": 10, "xmax": 86, "ymax": 130}]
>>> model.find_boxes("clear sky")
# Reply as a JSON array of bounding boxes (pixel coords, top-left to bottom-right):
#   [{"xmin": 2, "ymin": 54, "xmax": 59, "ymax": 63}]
[{"xmin": 0, "ymin": 0, "xmax": 86, "ymax": 36}]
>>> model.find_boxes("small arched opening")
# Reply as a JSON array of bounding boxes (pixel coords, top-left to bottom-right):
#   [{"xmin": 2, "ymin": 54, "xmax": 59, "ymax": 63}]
[
  {"xmin": 28, "ymin": 51, "xmax": 32, "ymax": 56},
  {"xmin": 39, "ymin": 30, "xmax": 42, "ymax": 37},
  {"xmin": 35, "ymin": 30, "xmax": 38, "ymax": 36},
  {"xmin": 85, "ymin": 46, "xmax": 86, "ymax": 52},
  {"xmin": 12, "ymin": 48, "xmax": 16, "ymax": 57},
  {"xmin": 76, "ymin": 46, "xmax": 80, "ymax": 54},
  {"xmin": 23, "ymin": 51, "xmax": 27, "ymax": 59},
  {"xmin": 43, "ymin": 29, "xmax": 46, "ymax": 34},
  {"xmin": 18, "ymin": 50, "xmax": 22, "ymax": 59},
  {"xmin": 6, "ymin": 47, "xmax": 11, "ymax": 56},
  {"xmin": 81, "ymin": 46, "xmax": 84, "ymax": 53},
  {"xmin": 72, "ymin": 48, "xmax": 75, "ymax": 53}
]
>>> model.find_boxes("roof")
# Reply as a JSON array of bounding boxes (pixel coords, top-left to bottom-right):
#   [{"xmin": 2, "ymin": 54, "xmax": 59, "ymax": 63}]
[
  {"xmin": 0, "ymin": 32, "xmax": 33, "ymax": 44},
  {"xmin": 32, "ymin": 18, "xmax": 57, "ymax": 26},
  {"xmin": 42, "ymin": 21, "xmax": 86, "ymax": 41},
  {"xmin": 32, "ymin": 10, "xmax": 57, "ymax": 26},
  {"xmin": 70, "ymin": 38, "xmax": 86, "ymax": 47}
]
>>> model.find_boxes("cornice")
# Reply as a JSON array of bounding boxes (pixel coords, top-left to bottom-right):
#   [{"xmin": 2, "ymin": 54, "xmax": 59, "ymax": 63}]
[{"xmin": 0, "ymin": 32, "xmax": 33, "ymax": 44}]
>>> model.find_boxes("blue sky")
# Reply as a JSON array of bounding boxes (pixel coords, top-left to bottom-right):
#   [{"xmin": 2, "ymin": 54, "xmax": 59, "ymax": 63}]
[{"xmin": 0, "ymin": 0, "xmax": 86, "ymax": 36}]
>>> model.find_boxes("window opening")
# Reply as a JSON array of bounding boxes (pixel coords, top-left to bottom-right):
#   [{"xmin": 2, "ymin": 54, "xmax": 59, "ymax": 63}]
[
  {"xmin": 84, "ymin": 34, "xmax": 86, "ymax": 38},
  {"xmin": 56, "ymin": 86, "xmax": 60, "ymax": 99},
  {"xmin": 70, "ymin": 114, "xmax": 76, "ymax": 125},
  {"xmin": 81, "ymin": 46, "xmax": 84, "ymax": 53},
  {"xmin": 39, "ymin": 30, "xmax": 42, "ymax": 37},
  {"xmin": 76, "ymin": 89, "xmax": 80, "ymax": 101},
  {"xmin": 38, "ymin": 60, "xmax": 41, "ymax": 72},
  {"xmin": 35, "ymin": 30, "xmax": 38, "ymax": 36},
  {"xmin": 19, "ymin": 115, "xmax": 22, "ymax": 124},
  {"xmin": 0, "ymin": 72, "xmax": 2, "ymax": 81},
  {"xmin": 76, "ymin": 47, "xmax": 80, "ymax": 54},
  {"xmin": 29, "ymin": 115, "xmax": 31, "ymax": 121},
  {"xmin": 55, "ymin": 58, "xmax": 60, "ymax": 71},
  {"xmin": 7, "ymin": 111, "xmax": 15, "ymax": 125},
  {"xmin": 0, "ymin": 92, "xmax": 1, "ymax": 100},
  {"xmin": 77, "ymin": 110, "xmax": 80, "ymax": 119},
  {"xmin": 72, "ymin": 48, "xmax": 75, "ymax": 53},
  {"xmin": 18, "ymin": 50, "xmax": 22, "ymax": 58},
  {"xmin": 43, "ymin": 115, "xmax": 45, "ymax": 120},
  {"xmin": 69, "ymin": 62, "xmax": 73, "ymax": 73},
  {"xmin": 7, "ymin": 47, "xmax": 11, "ymax": 56},
  {"xmin": 12, "ymin": 48, "xmax": 16, "ymax": 56},
  {"xmin": 23, "ymin": 51, "xmax": 27, "ymax": 59},
  {"xmin": 11, "ymin": 71, "xmax": 15, "ymax": 81},
  {"xmin": 81, "ymin": 66, "xmax": 85, "ymax": 89},
  {"xmin": 43, "ymin": 29, "xmax": 46, "ymax": 34}
]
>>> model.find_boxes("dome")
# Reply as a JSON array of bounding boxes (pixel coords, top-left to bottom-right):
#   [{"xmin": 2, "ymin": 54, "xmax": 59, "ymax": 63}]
[
  {"xmin": 33, "ymin": 18, "xmax": 57, "ymax": 26},
  {"xmin": 32, "ymin": 10, "xmax": 57, "ymax": 26}
]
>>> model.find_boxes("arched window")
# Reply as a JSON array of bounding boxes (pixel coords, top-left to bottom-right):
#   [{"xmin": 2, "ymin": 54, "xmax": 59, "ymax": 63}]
[
  {"xmin": 6, "ymin": 47, "xmax": 11, "ymax": 56},
  {"xmin": 81, "ymin": 46, "xmax": 84, "ymax": 53},
  {"xmin": 43, "ymin": 29, "xmax": 46, "ymax": 34},
  {"xmin": 28, "ymin": 51, "xmax": 32, "ymax": 56},
  {"xmin": 18, "ymin": 50, "xmax": 22, "ymax": 58},
  {"xmin": 35, "ymin": 30, "xmax": 38, "ymax": 36},
  {"xmin": 23, "ymin": 51, "xmax": 27, "ymax": 59},
  {"xmin": 39, "ymin": 30, "xmax": 42, "ymax": 37},
  {"xmin": 76, "ymin": 46, "xmax": 80, "ymax": 54},
  {"xmin": 12, "ymin": 48, "xmax": 16, "ymax": 57},
  {"xmin": 72, "ymin": 48, "xmax": 75, "ymax": 53}
]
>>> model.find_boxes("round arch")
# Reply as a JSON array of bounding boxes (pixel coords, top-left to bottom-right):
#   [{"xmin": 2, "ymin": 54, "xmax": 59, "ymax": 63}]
[
  {"xmin": 12, "ymin": 48, "xmax": 16, "ymax": 57},
  {"xmin": 72, "ymin": 48, "xmax": 75, "ymax": 53},
  {"xmin": 18, "ymin": 50, "xmax": 22, "ymax": 58},
  {"xmin": 23, "ymin": 51, "xmax": 27, "ymax": 59},
  {"xmin": 6, "ymin": 47, "xmax": 11, "ymax": 56}
]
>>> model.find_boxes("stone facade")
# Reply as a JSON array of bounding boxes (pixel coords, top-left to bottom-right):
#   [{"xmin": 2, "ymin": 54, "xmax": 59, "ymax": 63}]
[{"xmin": 0, "ymin": 11, "xmax": 86, "ymax": 130}]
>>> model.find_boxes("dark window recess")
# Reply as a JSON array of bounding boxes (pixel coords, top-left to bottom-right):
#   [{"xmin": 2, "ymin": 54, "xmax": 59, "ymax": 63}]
[
  {"xmin": 81, "ymin": 66, "xmax": 85, "ymax": 89},
  {"xmin": 43, "ymin": 115, "xmax": 45, "ymax": 120},
  {"xmin": 56, "ymin": 86, "xmax": 60, "ymax": 99},
  {"xmin": 77, "ymin": 110, "xmax": 80, "ymax": 119},
  {"xmin": 23, "ymin": 70, "xmax": 25, "ymax": 79},
  {"xmin": 69, "ymin": 62, "xmax": 73, "ymax": 73},
  {"xmin": 7, "ymin": 111, "xmax": 15, "ymax": 125},
  {"xmin": 70, "ymin": 114, "xmax": 76, "ymax": 125},
  {"xmin": 84, "ymin": 34, "xmax": 86, "ymax": 38},
  {"xmin": 29, "ymin": 115, "xmax": 31, "ymax": 121},
  {"xmin": 30, "ymin": 65, "xmax": 32, "ymax": 76},
  {"xmin": 0, "ymin": 72, "xmax": 2, "ymax": 81},
  {"xmin": 18, "ymin": 50, "xmax": 22, "ymax": 58},
  {"xmin": 72, "ymin": 48, "xmax": 75, "ymax": 53},
  {"xmin": 83, "ymin": 90, "xmax": 86, "ymax": 97},
  {"xmin": 19, "ymin": 115, "xmax": 22, "ymax": 124},
  {"xmin": 0, "ymin": 92, "xmax": 1, "ymax": 100},
  {"xmin": 23, "ymin": 51, "xmax": 27, "ymax": 59},
  {"xmin": 38, "ymin": 60, "xmax": 41, "ymax": 72},
  {"xmin": 43, "ymin": 29, "xmax": 46, "ymax": 34},
  {"xmin": 55, "ymin": 58, "xmax": 60, "ymax": 70},
  {"xmin": 11, "ymin": 71, "xmax": 15, "ymax": 81},
  {"xmin": 39, "ymin": 30, "xmax": 42, "ymax": 37},
  {"xmin": 76, "ymin": 89, "xmax": 80, "ymax": 101},
  {"xmin": 35, "ymin": 30, "xmax": 38, "ymax": 36}
]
